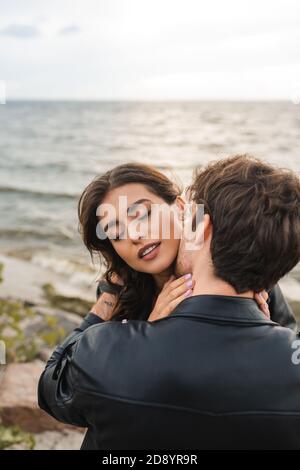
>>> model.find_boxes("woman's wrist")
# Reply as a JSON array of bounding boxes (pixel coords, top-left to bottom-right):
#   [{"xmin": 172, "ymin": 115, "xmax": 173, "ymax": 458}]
[{"xmin": 91, "ymin": 292, "xmax": 117, "ymax": 321}]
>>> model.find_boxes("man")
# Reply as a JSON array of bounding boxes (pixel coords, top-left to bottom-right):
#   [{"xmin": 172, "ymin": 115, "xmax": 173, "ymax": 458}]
[{"xmin": 38, "ymin": 155, "xmax": 300, "ymax": 449}]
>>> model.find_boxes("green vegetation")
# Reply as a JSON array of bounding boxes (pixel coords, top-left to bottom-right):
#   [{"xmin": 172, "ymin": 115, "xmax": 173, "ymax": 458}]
[
  {"xmin": 0, "ymin": 298, "xmax": 66, "ymax": 363},
  {"xmin": 42, "ymin": 282, "xmax": 92, "ymax": 316},
  {"xmin": 0, "ymin": 298, "xmax": 38, "ymax": 363},
  {"xmin": 39, "ymin": 315, "xmax": 66, "ymax": 348},
  {"xmin": 0, "ymin": 265, "xmax": 36, "ymax": 449},
  {"xmin": 0, "ymin": 423, "xmax": 35, "ymax": 450},
  {"xmin": 0, "ymin": 267, "xmax": 66, "ymax": 363}
]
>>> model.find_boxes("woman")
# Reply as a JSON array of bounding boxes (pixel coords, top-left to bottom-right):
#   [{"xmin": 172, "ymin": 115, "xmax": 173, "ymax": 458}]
[{"xmin": 78, "ymin": 163, "xmax": 293, "ymax": 326}]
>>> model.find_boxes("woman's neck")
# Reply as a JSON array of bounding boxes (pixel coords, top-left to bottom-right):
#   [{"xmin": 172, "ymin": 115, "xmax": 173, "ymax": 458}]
[{"xmin": 152, "ymin": 264, "xmax": 175, "ymax": 291}]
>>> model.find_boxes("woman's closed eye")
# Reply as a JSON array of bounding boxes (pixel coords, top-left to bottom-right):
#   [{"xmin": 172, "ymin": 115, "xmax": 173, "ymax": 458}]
[
  {"xmin": 109, "ymin": 227, "xmax": 125, "ymax": 241},
  {"xmin": 138, "ymin": 208, "xmax": 151, "ymax": 221},
  {"xmin": 106, "ymin": 223, "xmax": 126, "ymax": 241},
  {"xmin": 108, "ymin": 207, "xmax": 151, "ymax": 241},
  {"xmin": 114, "ymin": 212, "xmax": 150, "ymax": 241}
]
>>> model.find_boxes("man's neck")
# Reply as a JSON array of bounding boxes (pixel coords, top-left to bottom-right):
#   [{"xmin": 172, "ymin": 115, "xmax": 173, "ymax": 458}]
[{"xmin": 192, "ymin": 271, "xmax": 254, "ymax": 299}]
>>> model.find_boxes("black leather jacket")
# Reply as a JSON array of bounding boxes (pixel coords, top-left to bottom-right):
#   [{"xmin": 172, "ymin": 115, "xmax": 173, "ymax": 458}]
[{"xmin": 38, "ymin": 285, "xmax": 300, "ymax": 450}]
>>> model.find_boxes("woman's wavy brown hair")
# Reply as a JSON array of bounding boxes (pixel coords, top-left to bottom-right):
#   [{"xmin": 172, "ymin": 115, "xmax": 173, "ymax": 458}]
[{"xmin": 78, "ymin": 163, "xmax": 181, "ymax": 321}]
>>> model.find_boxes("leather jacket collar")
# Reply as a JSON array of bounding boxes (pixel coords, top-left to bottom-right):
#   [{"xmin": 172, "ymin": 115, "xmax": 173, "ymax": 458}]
[{"xmin": 170, "ymin": 294, "xmax": 278, "ymax": 326}]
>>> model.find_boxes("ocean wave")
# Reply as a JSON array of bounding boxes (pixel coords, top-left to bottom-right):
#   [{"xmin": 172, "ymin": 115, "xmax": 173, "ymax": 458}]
[
  {"xmin": 0, "ymin": 227, "xmax": 74, "ymax": 242},
  {"xmin": 32, "ymin": 253, "xmax": 97, "ymax": 283},
  {"xmin": 0, "ymin": 186, "xmax": 77, "ymax": 200}
]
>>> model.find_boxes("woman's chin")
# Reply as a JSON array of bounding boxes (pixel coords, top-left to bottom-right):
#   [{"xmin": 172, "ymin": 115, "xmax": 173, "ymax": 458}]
[{"xmin": 138, "ymin": 255, "xmax": 176, "ymax": 275}]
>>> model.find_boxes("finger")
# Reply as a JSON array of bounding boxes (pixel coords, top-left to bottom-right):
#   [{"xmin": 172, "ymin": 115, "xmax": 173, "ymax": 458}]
[
  {"xmin": 166, "ymin": 273, "xmax": 193, "ymax": 292},
  {"xmin": 167, "ymin": 278, "xmax": 195, "ymax": 302},
  {"xmin": 261, "ymin": 302, "xmax": 270, "ymax": 319},
  {"xmin": 111, "ymin": 273, "xmax": 124, "ymax": 286},
  {"xmin": 256, "ymin": 291, "xmax": 269, "ymax": 303},
  {"xmin": 255, "ymin": 292, "xmax": 266, "ymax": 307},
  {"xmin": 163, "ymin": 275, "xmax": 176, "ymax": 289},
  {"xmin": 261, "ymin": 290, "xmax": 269, "ymax": 302},
  {"xmin": 151, "ymin": 287, "xmax": 193, "ymax": 321},
  {"xmin": 167, "ymin": 288, "xmax": 193, "ymax": 314},
  {"xmin": 255, "ymin": 292, "xmax": 270, "ymax": 318}
]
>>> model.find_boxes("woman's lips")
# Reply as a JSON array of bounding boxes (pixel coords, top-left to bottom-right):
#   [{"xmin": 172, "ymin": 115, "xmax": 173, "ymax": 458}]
[{"xmin": 139, "ymin": 242, "xmax": 161, "ymax": 261}]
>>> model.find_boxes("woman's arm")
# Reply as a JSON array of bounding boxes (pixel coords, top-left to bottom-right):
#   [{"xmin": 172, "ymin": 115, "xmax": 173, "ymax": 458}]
[
  {"xmin": 37, "ymin": 286, "xmax": 118, "ymax": 425},
  {"xmin": 92, "ymin": 276, "xmax": 124, "ymax": 320},
  {"xmin": 37, "ymin": 312, "xmax": 102, "ymax": 426}
]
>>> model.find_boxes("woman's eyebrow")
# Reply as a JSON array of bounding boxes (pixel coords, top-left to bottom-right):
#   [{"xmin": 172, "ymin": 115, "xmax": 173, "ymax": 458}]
[
  {"xmin": 103, "ymin": 199, "xmax": 152, "ymax": 231},
  {"xmin": 127, "ymin": 198, "xmax": 152, "ymax": 214}
]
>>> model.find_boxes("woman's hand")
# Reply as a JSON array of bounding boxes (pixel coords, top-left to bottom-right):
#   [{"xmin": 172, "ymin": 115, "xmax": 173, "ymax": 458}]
[
  {"xmin": 254, "ymin": 291, "xmax": 270, "ymax": 318},
  {"xmin": 91, "ymin": 273, "xmax": 124, "ymax": 321},
  {"xmin": 90, "ymin": 291, "xmax": 117, "ymax": 321},
  {"xmin": 148, "ymin": 274, "xmax": 194, "ymax": 322}
]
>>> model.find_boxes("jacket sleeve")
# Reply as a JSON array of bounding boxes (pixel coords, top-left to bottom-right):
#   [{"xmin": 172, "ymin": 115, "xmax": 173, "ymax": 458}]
[
  {"xmin": 37, "ymin": 312, "xmax": 103, "ymax": 427},
  {"xmin": 268, "ymin": 284, "xmax": 297, "ymax": 332}
]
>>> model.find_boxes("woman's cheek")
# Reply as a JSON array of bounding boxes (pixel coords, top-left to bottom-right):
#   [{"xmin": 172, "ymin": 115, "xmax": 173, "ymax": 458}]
[
  {"xmin": 162, "ymin": 237, "xmax": 180, "ymax": 263},
  {"xmin": 118, "ymin": 245, "xmax": 141, "ymax": 270},
  {"xmin": 112, "ymin": 242, "xmax": 130, "ymax": 263}
]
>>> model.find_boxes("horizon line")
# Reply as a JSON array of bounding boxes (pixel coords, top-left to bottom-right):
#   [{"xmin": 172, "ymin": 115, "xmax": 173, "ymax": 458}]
[{"xmin": 2, "ymin": 97, "xmax": 294, "ymax": 103}]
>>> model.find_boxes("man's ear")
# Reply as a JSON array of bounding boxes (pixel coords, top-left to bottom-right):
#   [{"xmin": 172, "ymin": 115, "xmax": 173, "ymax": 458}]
[
  {"xmin": 203, "ymin": 214, "xmax": 212, "ymax": 241},
  {"xmin": 175, "ymin": 196, "xmax": 186, "ymax": 220}
]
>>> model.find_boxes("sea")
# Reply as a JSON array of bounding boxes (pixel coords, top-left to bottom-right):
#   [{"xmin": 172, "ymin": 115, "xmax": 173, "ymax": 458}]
[{"xmin": 0, "ymin": 100, "xmax": 299, "ymax": 296}]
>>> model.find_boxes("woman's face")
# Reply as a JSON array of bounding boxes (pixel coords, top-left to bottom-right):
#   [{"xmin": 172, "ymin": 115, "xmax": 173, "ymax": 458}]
[{"xmin": 99, "ymin": 183, "xmax": 182, "ymax": 275}]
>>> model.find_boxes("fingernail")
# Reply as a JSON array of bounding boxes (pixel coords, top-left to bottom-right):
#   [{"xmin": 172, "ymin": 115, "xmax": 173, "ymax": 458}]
[
  {"xmin": 185, "ymin": 288, "xmax": 193, "ymax": 297},
  {"xmin": 263, "ymin": 303, "xmax": 270, "ymax": 317},
  {"xmin": 186, "ymin": 280, "xmax": 193, "ymax": 288},
  {"xmin": 184, "ymin": 273, "xmax": 192, "ymax": 279}
]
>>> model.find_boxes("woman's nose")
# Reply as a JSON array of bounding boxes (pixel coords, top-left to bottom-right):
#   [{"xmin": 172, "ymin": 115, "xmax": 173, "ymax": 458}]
[{"xmin": 128, "ymin": 222, "xmax": 147, "ymax": 241}]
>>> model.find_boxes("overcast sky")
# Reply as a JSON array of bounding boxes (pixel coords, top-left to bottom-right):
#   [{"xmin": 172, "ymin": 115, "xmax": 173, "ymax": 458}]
[{"xmin": 0, "ymin": 0, "xmax": 300, "ymax": 100}]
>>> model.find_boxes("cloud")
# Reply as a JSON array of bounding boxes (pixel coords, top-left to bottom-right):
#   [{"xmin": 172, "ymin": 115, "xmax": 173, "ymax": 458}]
[
  {"xmin": 0, "ymin": 23, "xmax": 41, "ymax": 38},
  {"xmin": 59, "ymin": 24, "xmax": 81, "ymax": 35},
  {"xmin": 0, "ymin": 0, "xmax": 299, "ymax": 99}
]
